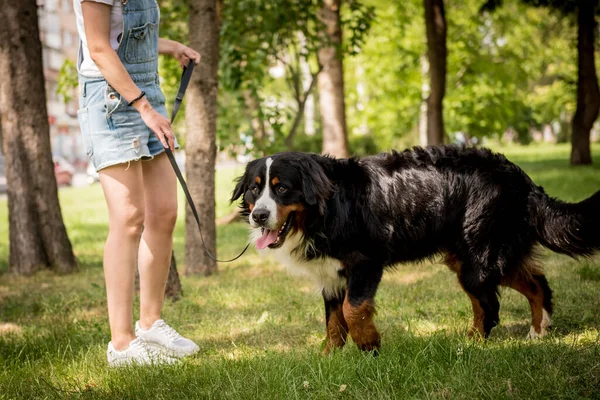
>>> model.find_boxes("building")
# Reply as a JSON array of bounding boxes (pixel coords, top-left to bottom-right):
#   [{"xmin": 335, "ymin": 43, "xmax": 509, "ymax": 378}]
[{"xmin": 37, "ymin": 0, "xmax": 86, "ymax": 169}]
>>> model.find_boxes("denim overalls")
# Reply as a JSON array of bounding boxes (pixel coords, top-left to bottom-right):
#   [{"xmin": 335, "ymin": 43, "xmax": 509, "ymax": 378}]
[{"xmin": 77, "ymin": 0, "xmax": 178, "ymax": 172}]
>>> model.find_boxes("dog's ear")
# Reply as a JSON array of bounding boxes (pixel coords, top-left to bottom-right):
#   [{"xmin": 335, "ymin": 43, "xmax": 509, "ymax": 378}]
[
  {"xmin": 232, "ymin": 159, "xmax": 262, "ymax": 203},
  {"xmin": 231, "ymin": 176, "xmax": 247, "ymax": 203},
  {"xmin": 300, "ymin": 156, "xmax": 334, "ymax": 216}
]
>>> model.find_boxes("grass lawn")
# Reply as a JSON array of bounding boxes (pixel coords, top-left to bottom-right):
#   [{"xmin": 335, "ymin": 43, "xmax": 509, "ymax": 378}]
[{"xmin": 1, "ymin": 143, "xmax": 600, "ymax": 399}]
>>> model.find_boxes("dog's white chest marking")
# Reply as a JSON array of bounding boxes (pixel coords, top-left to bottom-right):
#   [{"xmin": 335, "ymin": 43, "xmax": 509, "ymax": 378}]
[{"xmin": 254, "ymin": 231, "xmax": 346, "ymax": 298}]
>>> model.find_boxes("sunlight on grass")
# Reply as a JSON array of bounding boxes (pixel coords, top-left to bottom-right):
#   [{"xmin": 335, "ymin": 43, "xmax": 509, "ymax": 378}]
[{"xmin": 0, "ymin": 144, "xmax": 599, "ymax": 398}]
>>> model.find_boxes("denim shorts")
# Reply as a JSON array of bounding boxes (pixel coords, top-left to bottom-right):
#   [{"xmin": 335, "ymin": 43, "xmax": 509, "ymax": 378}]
[{"xmin": 77, "ymin": 75, "xmax": 180, "ymax": 172}]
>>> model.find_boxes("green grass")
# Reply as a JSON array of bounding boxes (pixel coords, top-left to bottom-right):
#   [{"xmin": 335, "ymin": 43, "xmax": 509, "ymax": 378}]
[{"xmin": 1, "ymin": 143, "xmax": 600, "ymax": 399}]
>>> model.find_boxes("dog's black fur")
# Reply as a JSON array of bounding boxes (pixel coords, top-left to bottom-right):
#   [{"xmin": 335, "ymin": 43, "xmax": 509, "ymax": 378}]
[{"xmin": 232, "ymin": 145, "xmax": 600, "ymax": 352}]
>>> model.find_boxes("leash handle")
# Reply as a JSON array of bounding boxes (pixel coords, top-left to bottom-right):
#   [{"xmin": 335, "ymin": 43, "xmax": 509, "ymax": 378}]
[
  {"xmin": 165, "ymin": 59, "xmax": 250, "ymax": 263},
  {"xmin": 170, "ymin": 60, "xmax": 194, "ymax": 124}
]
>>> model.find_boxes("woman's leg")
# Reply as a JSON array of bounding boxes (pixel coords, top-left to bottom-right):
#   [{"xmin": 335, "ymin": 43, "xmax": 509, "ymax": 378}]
[
  {"xmin": 137, "ymin": 153, "xmax": 178, "ymax": 329},
  {"xmin": 99, "ymin": 162, "xmax": 146, "ymax": 351}
]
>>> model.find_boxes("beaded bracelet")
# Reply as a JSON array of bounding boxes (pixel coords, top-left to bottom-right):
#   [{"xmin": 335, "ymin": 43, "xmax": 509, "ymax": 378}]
[{"xmin": 128, "ymin": 91, "xmax": 146, "ymax": 107}]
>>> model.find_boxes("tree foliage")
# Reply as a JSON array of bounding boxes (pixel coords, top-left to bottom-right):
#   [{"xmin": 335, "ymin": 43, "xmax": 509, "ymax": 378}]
[
  {"xmin": 445, "ymin": 0, "xmax": 575, "ymax": 142},
  {"xmin": 343, "ymin": 0, "xmax": 578, "ymax": 150},
  {"xmin": 218, "ymin": 0, "xmax": 374, "ymax": 157},
  {"xmin": 55, "ymin": 0, "xmax": 595, "ymax": 156}
]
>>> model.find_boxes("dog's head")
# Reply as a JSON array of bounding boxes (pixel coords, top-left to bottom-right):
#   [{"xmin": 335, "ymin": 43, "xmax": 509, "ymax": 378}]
[{"xmin": 231, "ymin": 153, "xmax": 333, "ymax": 250}]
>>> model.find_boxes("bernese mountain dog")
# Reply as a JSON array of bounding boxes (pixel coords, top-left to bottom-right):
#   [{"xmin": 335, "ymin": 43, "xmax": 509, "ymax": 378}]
[{"xmin": 231, "ymin": 145, "xmax": 600, "ymax": 354}]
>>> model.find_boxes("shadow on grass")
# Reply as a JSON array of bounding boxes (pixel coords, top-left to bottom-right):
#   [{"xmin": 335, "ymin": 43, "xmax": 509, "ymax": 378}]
[
  {"xmin": 2, "ymin": 146, "xmax": 600, "ymax": 398},
  {"xmin": 2, "ymin": 325, "xmax": 600, "ymax": 399}
]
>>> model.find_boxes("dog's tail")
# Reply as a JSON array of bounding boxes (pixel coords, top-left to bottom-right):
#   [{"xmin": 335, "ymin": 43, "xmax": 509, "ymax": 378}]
[{"xmin": 531, "ymin": 189, "xmax": 600, "ymax": 258}]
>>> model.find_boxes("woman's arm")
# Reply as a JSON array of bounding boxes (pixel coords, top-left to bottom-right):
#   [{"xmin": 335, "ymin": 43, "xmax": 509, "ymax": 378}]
[
  {"xmin": 81, "ymin": 1, "xmax": 175, "ymax": 150},
  {"xmin": 158, "ymin": 38, "xmax": 201, "ymax": 68}
]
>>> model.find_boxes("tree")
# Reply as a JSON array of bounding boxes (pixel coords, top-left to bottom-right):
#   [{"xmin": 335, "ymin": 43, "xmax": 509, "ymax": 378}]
[
  {"xmin": 185, "ymin": 0, "xmax": 220, "ymax": 275},
  {"xmin": 570, "ymin": 0, "xmax": 599, "ymax": 164},
  {"xmin": 318, "ymin": 0, "xmax": 350, "ymax": 157},
  {"xmin": 423, "ymin": 0, "xmax": 447, "ymax": 145},
  {"xmin": 344, "ymin": 0, "xmax": 578, "ymax": 149},
  {"xmin": 219, "ymin": 0, "xmax": 325, "ymax": 155},
  {"xmin": 219, "ymin": 0, "xmax": 373, "ymax": 157},
  {"xmin": 344, "ymin": 0, "xmax": 424, "ymax": 152},
  {"xmin": 0, "ymin": 0, "xmax": 78, "ymax": 275},
  {"xmin": 484, "ymin": 0, "xmax": 599, "ymax": 163}
]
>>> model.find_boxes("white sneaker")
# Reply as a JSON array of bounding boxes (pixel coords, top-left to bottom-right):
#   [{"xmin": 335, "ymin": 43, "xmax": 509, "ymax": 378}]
[
  {"xmin": 135, "ymin": 319, "xmax": 200, "ymax": 358},
  {"xmin": 106, "ymin": 337, "xmax": 178, "ymax": 367}
]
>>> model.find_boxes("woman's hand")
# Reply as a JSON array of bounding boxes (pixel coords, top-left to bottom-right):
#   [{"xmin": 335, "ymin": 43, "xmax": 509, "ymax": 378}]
[
  {"xmin": 172, "ymin": 42, "xmax": 201, "ymax": 69},
  {"xmin": 159, "ymin": 39, "xmax": 200, "ymax": 68},
  {"xmin": 135, "ymin": 99, "xmax": 175, "ymax": 151}
]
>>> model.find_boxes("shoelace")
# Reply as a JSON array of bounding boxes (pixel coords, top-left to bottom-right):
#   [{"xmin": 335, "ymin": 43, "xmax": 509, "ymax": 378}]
[
  {"xmin": 124, "ymin": 339, "xmax": 159, "ymax": 361},
  {"xmin": 140, "ymin": 340, "xmax": 176, "ymax": 363},
  {"xmin": 155, "ymin": 321, "xmax": 182, "ymax": 341}
]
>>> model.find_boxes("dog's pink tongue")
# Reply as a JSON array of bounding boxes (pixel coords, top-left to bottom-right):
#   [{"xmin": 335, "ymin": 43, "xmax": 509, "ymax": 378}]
[{"xmin": 256, "ymin": 229, "xmax": 278, "ymax": 250}]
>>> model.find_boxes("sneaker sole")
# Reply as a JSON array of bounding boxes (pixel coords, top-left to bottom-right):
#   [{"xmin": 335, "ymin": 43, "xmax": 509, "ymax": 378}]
[
  {"xmin": 108, "ymin": 357, "xmax": 180, "ymax": 367},
  {"xmin": 145, "ymin": 342, "xmax": 200, "ymax": 359}
]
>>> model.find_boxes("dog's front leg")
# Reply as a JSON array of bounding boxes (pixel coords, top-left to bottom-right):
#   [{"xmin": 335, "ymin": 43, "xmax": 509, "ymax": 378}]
[
  {"xmin": 342, "ymin": 264, "xmax": 383, "ymax": 353},
  {"xmin": 322, "ymin": 291, "xmax": 348, "ymax": 355}
]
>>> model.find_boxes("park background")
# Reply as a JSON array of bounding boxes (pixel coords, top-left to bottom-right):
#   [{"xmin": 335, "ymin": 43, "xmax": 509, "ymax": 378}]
[{"xmin": 1, "ymin": 0, "xmax": 600, "ymax": 398}]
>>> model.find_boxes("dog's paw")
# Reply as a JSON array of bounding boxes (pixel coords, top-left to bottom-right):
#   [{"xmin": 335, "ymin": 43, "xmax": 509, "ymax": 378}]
[
  {"xmin": 321, "ymin": 344, "xmax": 340, "ymax": 356},
  {"xmin": 527, "ymin": 326, "xmax": 549, "ymax": 340},
  {"xmin": 467, "ymin": 327, "xmax": 485, "ymax": 341},
  {"xmin": 355, "ymin": 338, "xmax": 381, "ymax": 354}
]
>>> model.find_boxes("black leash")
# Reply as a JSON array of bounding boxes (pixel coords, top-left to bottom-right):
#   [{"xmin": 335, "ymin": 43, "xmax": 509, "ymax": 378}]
[{"xmin": 162, "ymin": 60, "xmax": 249, "ymax": 262}]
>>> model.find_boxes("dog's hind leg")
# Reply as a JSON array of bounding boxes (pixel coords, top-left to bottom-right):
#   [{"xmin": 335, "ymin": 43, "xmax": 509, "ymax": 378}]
[
  {"xmin": 342, "ymin": 264, "xmax": 383, "ymax": 353},
  {"xmin": 322, "ymin": 291, "xmax": 348, "ymax": 354},
  {"xmin": 502, "ymin": 262, "xmax": 553, "ymax": 339}
]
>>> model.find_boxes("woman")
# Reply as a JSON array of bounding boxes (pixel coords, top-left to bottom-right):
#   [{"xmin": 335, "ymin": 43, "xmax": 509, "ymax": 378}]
[{"xmin": 74, "ymin": 0, "xmax": 200, "ymax": 366}]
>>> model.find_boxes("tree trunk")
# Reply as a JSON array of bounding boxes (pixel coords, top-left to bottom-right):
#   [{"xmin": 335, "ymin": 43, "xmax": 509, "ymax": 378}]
[
  {"xmin": 0, "ymin": 0, "xmax": 77, "ymax": 275},
  {"xmin": 285, "ymin": 99, "xmax": 308, "ymax": 149},
  {"xmin": 185, "ymin": 0, "xmax": 219, "ymax": 275},
  {"xmin": 419, "ymin": 55, "xmax": 429, "ymax": 147},
  {"xmin": 424, "ymin": 0, "xmax": 447, "ymax": 145},
  {"xmin": 571, "ymin": 0, "xmax": 599, "ymax": 165},
  {"xmin": 164, "ymin": 252, "xmax": 183, "ymax": 301},
  {"xmin": 317, "ymin": 0, "xmax": 350, "ymax": 158}
]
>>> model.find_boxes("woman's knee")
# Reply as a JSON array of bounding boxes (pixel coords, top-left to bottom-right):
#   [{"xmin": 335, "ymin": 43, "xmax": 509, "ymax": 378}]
[
  {"xmin": 145, "ymin": 203, "xmax": 178, "ymax": 234},
  {"xmin": 110, "ymin": 206, "xmax": 146, "ymax": 238}
]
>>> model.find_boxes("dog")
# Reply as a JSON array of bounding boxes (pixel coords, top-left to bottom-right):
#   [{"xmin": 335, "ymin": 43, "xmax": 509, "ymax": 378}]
[{"xmin": 231, "ymin": 145, "xmax": 600, "ymax": 353}]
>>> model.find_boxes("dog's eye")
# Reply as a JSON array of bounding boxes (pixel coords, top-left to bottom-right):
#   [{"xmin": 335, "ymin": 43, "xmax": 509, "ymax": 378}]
[
  {"xmin": 277, "ymin": 186, "xmax": 288, "ymax": 194},
  {"xmin": 251, "ymin": 186, "xmax": 259, "ymax": 195}
]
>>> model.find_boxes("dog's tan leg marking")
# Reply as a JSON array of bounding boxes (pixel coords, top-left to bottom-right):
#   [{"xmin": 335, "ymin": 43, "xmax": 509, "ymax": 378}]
[
  {"xmin": 466, "ymin": 294, "xmax": 486, "ymax": 340},
  {"xmin": 445, "ymin": 254, "xmax": 485, "ymax": 339},
  {"xmin": 342, "ymin": 297, "xmax": 380, "ymax": 352},
  {"xmin": 502, "ymin": 275, "xmax": 550, "ymax": 339},
  {"xmin": 323, "ymin": 303, "xmax": 348, "ymax": 355},
  {"xmin": 444, "ymin": 254, "xmax": 461, "ymax": 274}
]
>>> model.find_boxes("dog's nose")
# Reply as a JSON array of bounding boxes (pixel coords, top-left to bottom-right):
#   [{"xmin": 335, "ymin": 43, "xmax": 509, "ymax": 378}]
[{"xmin": 252, "ymin": 209, "xmax": 270, "ymax": 225}]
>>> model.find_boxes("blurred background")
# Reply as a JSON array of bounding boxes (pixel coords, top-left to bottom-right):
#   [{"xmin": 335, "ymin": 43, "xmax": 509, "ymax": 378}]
[
  {"xmin": 1, "ymin": 0, "xmax": 600, "ymax": 282},
  {"xmin": 2, "ymin": 0, "xmax": 600, "ymax": 278},
  {"xmin": 1, "ymin": 0, "xmax": 597, "ymax": 192},
  {"xmin": 1, "ymin": 1, "xmax": 600, "ymax": 397}
]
